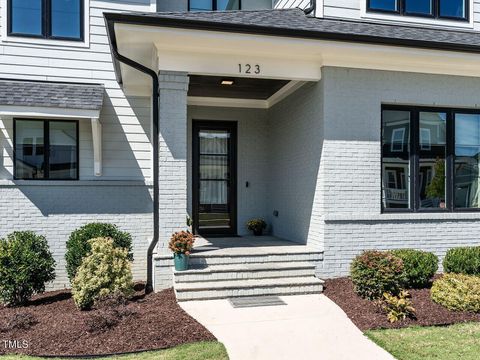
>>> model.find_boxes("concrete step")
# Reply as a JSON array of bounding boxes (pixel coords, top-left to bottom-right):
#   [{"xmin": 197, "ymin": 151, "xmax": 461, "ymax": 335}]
[
  {"xmin": 174, "ymin": 276, "xmax": 324, "ymax": 301},
  {"xmin": 174, "ymin": 262, "xmax": 317, "ymax": 283},
  {"xmin": 187, "ymin": 252, "xmax": 323, "ymax": 266}
]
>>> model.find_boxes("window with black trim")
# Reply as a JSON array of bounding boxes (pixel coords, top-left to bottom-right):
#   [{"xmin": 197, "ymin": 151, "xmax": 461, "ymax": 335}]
[
  {"xmin": 367, "ymin": 0, "xmax": 468, "ymax": 21},
  {"xmin": 14, "ymin": 119, "xmax": 79, "ymax": 180},
  {"xmin": 382, "ymin": 106, "xmax": 480, "ymax": 212},
  {"xmin": 189, "ymin": 0, "xmax": 241, "ymax": 11},
  {"xmin": 8, "ymin": 0, "xmax": 84, "ymax": 41}
]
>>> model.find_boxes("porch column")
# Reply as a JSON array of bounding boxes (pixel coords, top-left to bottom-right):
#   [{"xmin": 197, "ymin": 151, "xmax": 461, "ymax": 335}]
[{"xmin": 158, "ymin": 71, "xmax": 189, "ymax": 253}]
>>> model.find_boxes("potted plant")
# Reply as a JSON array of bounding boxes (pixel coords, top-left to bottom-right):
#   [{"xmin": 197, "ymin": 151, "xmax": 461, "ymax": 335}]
[
  {"xmin": 246, "ymin": 218, "xmax": 267, "ymax": 236},
  {"xmin": 169, "ymin": 231, "xmax": 195, "ymax": 271}
]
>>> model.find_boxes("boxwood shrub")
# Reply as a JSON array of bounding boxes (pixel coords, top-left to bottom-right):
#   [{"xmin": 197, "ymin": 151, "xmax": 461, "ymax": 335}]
[
  {"xmin": 350, "ymin": 250, "xmax": 405, "ymax": 300},
  {"xmin": 390, "ymin": 249, "xmax": 438, "ymax": 288},
  {"xmin": 0, "ymin": 231, "xmax": 56, "ymax": 306},
  {"xmin": 65, "ymin": 223, "xmax": 133, "ymax": 282},
  {"xmin": 443, "ymin": 247, "xmax": 480, "ymax": 275},
  {"xmin": 431, "ymin": 273, "xmax": 480, "ymax": 313}
]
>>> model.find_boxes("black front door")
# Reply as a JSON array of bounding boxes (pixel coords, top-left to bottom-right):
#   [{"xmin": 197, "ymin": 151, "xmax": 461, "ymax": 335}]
[{"xmin": 192, "ymin": 121, "xmax": 237, "ymax": 236}]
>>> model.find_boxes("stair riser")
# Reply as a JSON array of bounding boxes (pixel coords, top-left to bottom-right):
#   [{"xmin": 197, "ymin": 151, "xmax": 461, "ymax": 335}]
[
  {"xmin": 175, "ymin": 268, "xmax": 316, "ymax": 283},
  {"xmin": 188, "ymin": 254, "xmax": 322, "ymax": 266},
  {"xmin": 176, "ymin": 284, "xmax": 324, "ymax": 301}
]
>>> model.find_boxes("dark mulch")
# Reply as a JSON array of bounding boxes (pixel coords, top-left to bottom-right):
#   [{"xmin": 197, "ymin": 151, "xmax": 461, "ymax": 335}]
[
  {"xmin": 324, "ymin": 277, "xmax": 480, "ymax": 331},
  {"xmin": 0, "ymin": 285, "xmax": 216, "ymax": 357}
]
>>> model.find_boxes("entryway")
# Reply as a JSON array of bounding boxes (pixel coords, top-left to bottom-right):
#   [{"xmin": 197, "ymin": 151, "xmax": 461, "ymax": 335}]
[{"xmin": 192, "ymin": 121, "xmax": 237, "ymax": 236}]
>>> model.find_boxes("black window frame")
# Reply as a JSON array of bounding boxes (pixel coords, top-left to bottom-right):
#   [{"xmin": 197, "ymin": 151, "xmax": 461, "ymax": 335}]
[
  {"xmin": 13, "ymin": 118, "xmax": 80, "ymax": 181},
  {"xmin": 188, "ymin": 0, "xmax": 242, "ymax": 11},
  {"xmin": 381, "ymin": 105, "xmax": 480, "ymax": 213},
  {"xmin": 367, "ymin": 0, "xmax": 469, "ymax": 22},
  {"xmin": 7, "ymin": 0, "xmax": 84, "ymax": 41}
]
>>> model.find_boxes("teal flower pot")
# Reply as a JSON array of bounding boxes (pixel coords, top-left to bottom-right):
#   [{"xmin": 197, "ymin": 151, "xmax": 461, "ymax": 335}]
[{"xmin": 174, "ymin": 253, "xmax": 189, "ymax": 271}]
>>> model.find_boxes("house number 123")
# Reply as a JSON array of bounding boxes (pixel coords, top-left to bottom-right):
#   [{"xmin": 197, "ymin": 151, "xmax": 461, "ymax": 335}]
[{"xmin": 238, "ymin": 64, "xmax": 261, "ymax": 75}]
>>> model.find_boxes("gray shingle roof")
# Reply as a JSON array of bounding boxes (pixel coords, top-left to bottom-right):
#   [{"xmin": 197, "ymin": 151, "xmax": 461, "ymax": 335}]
[
  {"xmin": 0, "ymin": 80, "xmax": 104, "ymax": 110},
  {"xmin": 112, "ymin": 8, "xmax": 480, "ymax": 52}
]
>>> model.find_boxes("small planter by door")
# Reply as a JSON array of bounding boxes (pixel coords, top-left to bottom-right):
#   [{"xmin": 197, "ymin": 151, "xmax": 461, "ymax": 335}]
[
  {"xmin": 174, "ymin": 253, "xmax": 190, "ymax": 271},
  {"xmin": 253, "ymin": 229, "xmax": 263, "ymax": 236}
]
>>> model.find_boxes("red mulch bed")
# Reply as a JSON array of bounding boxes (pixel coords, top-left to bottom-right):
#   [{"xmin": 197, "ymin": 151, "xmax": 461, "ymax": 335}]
[
  {"xmin": 324, "ymin": 277, "xmax": 480, "ymax": 331},
  {"xmin": 0, "ymin": 285, "xmax": 216, "ymax": 357}
]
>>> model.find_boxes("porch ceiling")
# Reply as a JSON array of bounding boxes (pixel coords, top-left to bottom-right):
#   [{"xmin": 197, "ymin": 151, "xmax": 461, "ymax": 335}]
[{"xmin": 188, "ymin": 75, "xmax": 290, "ymax": 100}]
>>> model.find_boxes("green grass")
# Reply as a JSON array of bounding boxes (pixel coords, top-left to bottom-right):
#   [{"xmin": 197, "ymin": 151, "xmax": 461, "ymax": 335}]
[
  {"xmin": 0, "ymin": 341, "xmax": 228, "ymax": 360},
  {"xmin": 366, "ymin": 322, "xmax": 480, "ymax": 360}
]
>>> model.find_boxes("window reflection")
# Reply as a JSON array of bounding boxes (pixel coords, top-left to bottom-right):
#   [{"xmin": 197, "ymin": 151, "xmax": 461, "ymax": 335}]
[
  {"xmin": 382, "ymin": 110, "xmax": 410, "ymax": 209},
  {"xmin": 455, "ymin": 114, "xmax": 480, "ymax": 208}
]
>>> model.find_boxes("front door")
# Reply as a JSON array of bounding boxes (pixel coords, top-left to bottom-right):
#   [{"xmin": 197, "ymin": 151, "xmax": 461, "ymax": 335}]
[{"xmin": 193, "ymin": 121, "xmax": 237, "ymax": 236}]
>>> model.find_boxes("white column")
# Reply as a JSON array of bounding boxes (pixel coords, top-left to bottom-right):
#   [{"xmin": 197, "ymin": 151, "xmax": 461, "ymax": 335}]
[{"xmin": 91, "ymin": 117, "xmax": 102, "ymax": 177}]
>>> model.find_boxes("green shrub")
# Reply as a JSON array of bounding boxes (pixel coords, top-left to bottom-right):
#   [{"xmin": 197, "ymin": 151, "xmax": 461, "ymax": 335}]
[
  {"xmin": 390, "ymin": 249, "xmax": 438, "ymax": 288},
  {"xmin": 382, "ymin": 290, "xmax": 416, "ymax": 323},
  {"xmin": 431, "ymin": 273, "xmax": 480, "ymax": 313},
  {"xmin": 350, "ymin": 250, "xmax": 405, "ymax": 300},
  {"xmin": 0, "ymin": 231, "xmax": 56, "ymax": 306},
  {"xmin": 65, "ymin": 223, "xmax": 133, "ymax": 282},
  {"xmin": 72, "ymin": 237, "xmax": 134, "ymax": 310},
  {"xmin": 443, "ymin": 247, "xmax": 480, "ymax": 275}
]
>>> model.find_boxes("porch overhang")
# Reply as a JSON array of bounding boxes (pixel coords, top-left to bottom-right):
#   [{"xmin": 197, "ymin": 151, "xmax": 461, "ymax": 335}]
[{"xmin": 105, "ymin": 9, "xmax": 480, "ymax": 98}]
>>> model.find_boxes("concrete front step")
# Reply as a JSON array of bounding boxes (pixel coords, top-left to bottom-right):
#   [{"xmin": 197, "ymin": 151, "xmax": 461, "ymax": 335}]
[
  {"xmin": 174, "ymin": 262, "xmax": 317, "ymax": 283},
  {"xmin": 174, "ymin": 277, "xmax": 324, "ymax": 301},
  {"xmin": 186, "ymin": 252, "xmax": 323, "ymax": 266}
]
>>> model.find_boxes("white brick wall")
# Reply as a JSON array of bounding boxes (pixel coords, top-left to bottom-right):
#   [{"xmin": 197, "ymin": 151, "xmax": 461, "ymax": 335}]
[{"xmin": 0, "ymin": 183, "xmax": 153, "ymax": 289}]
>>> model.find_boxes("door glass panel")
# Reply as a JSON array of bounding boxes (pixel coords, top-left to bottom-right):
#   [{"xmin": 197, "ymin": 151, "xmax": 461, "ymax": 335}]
[
  {"xmin": 455, "ymin": 114, "xmax": 480, "ymax": 208},
  {"xmin": 15, "ymin": 120, "xmax": 45, "ymax": 179},
  {"xmin": 419, "ymin": 112, "xmax": 447, "ymax": 209},
  {"xmin": 198, "ymin": 129, "xmax": 231, "ymax": 230},
  {"xmin": 49, "ymin": 121, "xmax": 77, "ymax": 179},
  {"xmin": 382, "ymin": 110, "xmax": 411, "ymax": 209}
]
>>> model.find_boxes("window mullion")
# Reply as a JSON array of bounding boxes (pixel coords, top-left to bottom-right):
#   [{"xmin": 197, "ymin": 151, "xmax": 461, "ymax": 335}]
[{"xmin": 447, "ymin": 111, "xmax": 455, "ymax": 211}]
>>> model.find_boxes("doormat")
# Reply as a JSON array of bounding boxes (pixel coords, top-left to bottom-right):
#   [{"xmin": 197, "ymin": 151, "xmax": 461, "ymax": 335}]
[{"xmin": 228, "ymin": 296, "xmax": 287, "ymax": 308}]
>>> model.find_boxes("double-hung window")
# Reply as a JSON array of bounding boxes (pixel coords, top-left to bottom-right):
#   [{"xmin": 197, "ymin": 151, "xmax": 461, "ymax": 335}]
[
  {"xmin": 189, "ymin": 0, "xmax": 241, "ymax": 11},
  {"xmin": 367, "ymin": 0, "xmax": 468, "ymax": 21},
  {"xmin": 8, "ymin": 0, "xmax": 84, "ymax": 41},
  {"xmin": 14, "ymin": 119, "xmax": 79, "ymax": 180},
  {"xmin": 382, "ymin": 106, "xmax": 480, "ymax": 212}
]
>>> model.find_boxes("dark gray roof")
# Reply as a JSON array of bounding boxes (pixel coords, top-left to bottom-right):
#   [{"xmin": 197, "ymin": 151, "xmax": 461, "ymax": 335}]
[
  {"xmin": 0, "ymin": 80, "xmax": 104, "ymax": 110},
  {"xmin": 108, "ymin": 8, "xmax": 480, "ymax": 52}
]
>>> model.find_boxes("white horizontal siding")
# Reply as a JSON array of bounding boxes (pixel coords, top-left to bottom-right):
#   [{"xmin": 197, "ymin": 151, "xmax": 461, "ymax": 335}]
[{"xmin": 0, "ymin": 0, "xmax": 153, "ymax": 181}]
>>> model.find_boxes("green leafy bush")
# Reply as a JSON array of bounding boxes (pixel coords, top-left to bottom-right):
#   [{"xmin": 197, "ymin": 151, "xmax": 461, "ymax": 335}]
[
  {"xmin": 65, "ymin": 223, "xmax": 133, "ymax": 282},
  {"xmin": 0, "ymin": 231, "xmax": 56, "ymax": 306},
  {"xmin": 431, "ymin": 273, "xmax": 480, "ymax": 313},
  {"xmin": 443, "ymin": 247, "xmax": 480, "ymax": 275},
  {"xmin": 390, "ymin": 249, "xmax": 438, "ymax": 288},
  {"xmin": 350, "ymin": 250, "xmax": 405, "ymax": 300},
  {"xmin": 72, "ymin": 237, "xmax": 134, "ymax": 310},
  {"xmin": 382, "ymin": 290, "xmax": 416, "ymax": 323}
]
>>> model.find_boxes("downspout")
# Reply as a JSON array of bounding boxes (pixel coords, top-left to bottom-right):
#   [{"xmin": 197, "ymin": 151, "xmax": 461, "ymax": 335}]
[
  {"xmin": 105, "ymin": 18, "xmax": 159, "ymax": 294},
  {"xmin": 303, "ymin": 0, "xmax": 316, "ymax": 15}
]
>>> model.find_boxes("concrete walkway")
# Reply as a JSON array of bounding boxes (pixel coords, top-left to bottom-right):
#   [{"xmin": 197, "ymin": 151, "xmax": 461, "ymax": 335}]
[{"xmin": 180, "ymin": 294, "xmax": 395, "ymax": 360}]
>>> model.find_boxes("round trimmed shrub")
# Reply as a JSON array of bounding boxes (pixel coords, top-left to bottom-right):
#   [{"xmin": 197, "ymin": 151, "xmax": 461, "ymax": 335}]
[
  {"xmin": 443, "ymin": 246, "xmax": 480, "ymax": 275},
  {"xmin": 390, "ymin": 249, "xmax": 438, "ymax": 288},
  {"xmin": 0, "ymin": 231, "xmax": 56, "ymax": 306},
  {"xmin": 72, "ymin": 237, "xmax": 134, "ymax": 310},
  {"xmin": 350, "ymin": 250, "xmax": 404, "ymax": 300},
  {"xmin": 65, "ymin": 223, "xmax": 133, "ymax": 282},
  {"xmin": 431, "ymin": 273, "xmax": 480, "ymax": 313}
]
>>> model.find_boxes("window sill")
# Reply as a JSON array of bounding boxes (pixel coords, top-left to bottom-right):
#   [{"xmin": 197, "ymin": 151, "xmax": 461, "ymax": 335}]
[
  {"xmin": 324, "ymin": 212, "xmax": 480, "ymax": 222},
  {"xmin": 1, "ymin": 35, "xmax": 89, "ymax": 49},
  {"xmin": 0, "ymin": 180, "xmax": 153, "ymax": 187}
]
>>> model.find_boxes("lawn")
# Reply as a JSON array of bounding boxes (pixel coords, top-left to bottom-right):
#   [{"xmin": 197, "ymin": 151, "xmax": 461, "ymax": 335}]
[
  {"xmin": 366, "ymin": 322, "xmax": 480, "ymax": 360},
  {"xmin": 0, "ymin": 341, "xmax": 228, "ymax": 360}
]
